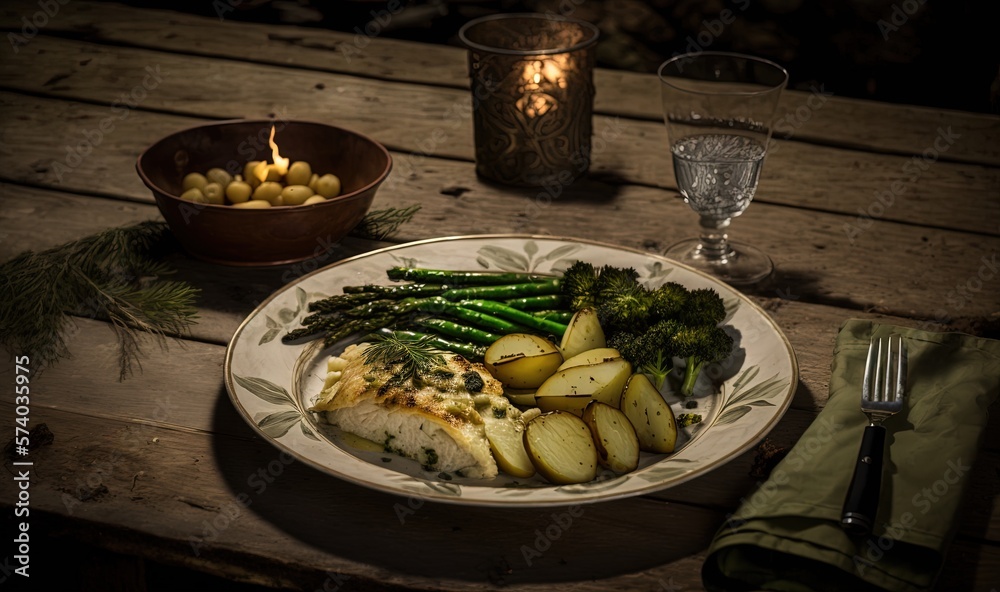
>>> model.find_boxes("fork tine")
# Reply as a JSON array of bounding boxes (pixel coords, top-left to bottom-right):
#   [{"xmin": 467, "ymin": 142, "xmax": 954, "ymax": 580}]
[
  {"xmin": 875, "ymin": 336, "xmax": 886, "ymax": 402},
  {"xmin": 882, "ymin": 336, "xmax": 893, "ymax": 403},
  {"xmin": 863, "ymin": 337, "xmax": 878, "ymax": 402}
]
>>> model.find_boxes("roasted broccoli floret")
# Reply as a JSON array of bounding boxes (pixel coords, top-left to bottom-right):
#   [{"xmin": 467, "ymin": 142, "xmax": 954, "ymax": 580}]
[
  {"xmin": 671, "ymin": 324, "xmax": 734, "ymax": 396},
  {"xmin": 595, "ymin": 273, "xmax": 650, "ymax": 333},
  {"xmin": 676, "ymin": 413, "xmax": 703, "ymax": 427},
  {"xmin": 678, "ymin": 288, "xmax": 727, "ymax": 326},
  {"xmin": 563, "ymin": 264, "xmax": 652, "ymax": 333},
  {"xmin": 607, "ymin": 319, "xmax": 680, "ymax": 390},
  {"xmin": 648, "ymin": 282, "xmax": 690, "ymax": 318},
  {"xmin": 595, "ymin": 265, "xmax": 640, "ymax": 294},
  {"xmin": 561, "ymin": 261, "xmax": 600, "ymax": 310}
]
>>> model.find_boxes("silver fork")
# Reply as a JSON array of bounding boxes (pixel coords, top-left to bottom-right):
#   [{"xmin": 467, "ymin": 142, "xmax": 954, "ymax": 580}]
[{"xmin": 840, "ymin": 334, "xmax": 907, "ymax": 537}]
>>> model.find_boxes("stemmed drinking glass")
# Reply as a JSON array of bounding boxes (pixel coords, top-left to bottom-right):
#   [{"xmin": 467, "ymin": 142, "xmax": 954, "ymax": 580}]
[{"xmin": 658, "ymin": 52, "xmax": 788, "ymax": 285}]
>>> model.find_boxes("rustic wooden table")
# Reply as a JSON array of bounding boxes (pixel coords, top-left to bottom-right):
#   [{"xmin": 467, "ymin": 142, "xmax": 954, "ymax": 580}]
[{"xmin": 1, "ymin": 1, "xmax": 998, "ymax": 590}]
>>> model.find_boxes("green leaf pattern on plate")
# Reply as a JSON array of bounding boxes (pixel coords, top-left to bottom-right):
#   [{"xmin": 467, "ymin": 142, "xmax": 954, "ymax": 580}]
[
  {"xmin": 714, "ymin": 367, "xmax": 790, "ymax": 426},
  {"xmin": 258, "ymin": 287, "xmax": 327, "ymax": 345},
  {"xmin": 556, "ymin": 474, "xmax": 632, "ymax": 494},
  {"xmin": 399, "ymin": 480, "xmax": 463, "ymax": 498},
  {"xmin": 235, "ymin": 374, "xmax": 319, "ymax": 441},
  {"xmin": 476, "ymin": 242, "xmax": 582, "ymax": 273},
  {"xmin": 255, "ymin": 410, "xmax": 302, "ymax": 439},
  {"xmin": 642, "ymin": 261, "xmax": 674, "ymax": 282},
  {"xmin": 639, "ymin": 458, "xmax": 695, "ymax": 482}
]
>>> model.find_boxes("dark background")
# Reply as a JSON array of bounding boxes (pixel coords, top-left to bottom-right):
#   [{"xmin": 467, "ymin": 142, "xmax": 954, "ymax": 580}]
[{"xmin": 107, "ymin": 0, "xmax": 999, "ymax": 114}]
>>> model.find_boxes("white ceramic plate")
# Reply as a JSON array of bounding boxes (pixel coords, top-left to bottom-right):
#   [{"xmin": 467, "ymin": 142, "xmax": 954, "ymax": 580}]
[{"xmin": 224, "ymin": 235, "xmax": 798, "ymax": 506}]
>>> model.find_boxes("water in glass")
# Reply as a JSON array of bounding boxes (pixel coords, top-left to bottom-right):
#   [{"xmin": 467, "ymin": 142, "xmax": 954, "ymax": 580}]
[{"xmin": 671, "ymin": 133, "xmax": 766, "ymax": 218}]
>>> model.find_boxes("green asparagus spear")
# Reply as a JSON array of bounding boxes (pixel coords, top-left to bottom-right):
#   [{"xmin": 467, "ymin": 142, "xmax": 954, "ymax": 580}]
[
  {"xmin": 504, "ymin": 294, "xmax": 567, "ymax": 310},
  {"xmin": 457, "ymin": 300, "xmax": 568, "ymax": 336},
  {"xmin": 309, "ymin": 279, "xmax": 562, "ymax": 314},
  {"xmin": 282, "ymin": 312, "xmax": 398, "ymax": 346},
  {"xmin": 531, "ymin": 310, "xmax": 574, "ymax": 323},
  {"xmin": 440, "ymin": 279, "xmax": 562, "ymax": 301},
  {"xmin": 412, "ymin": 318, "xmax": 502, "ymax": 346},
  {"xmin": 309, "ymin": 283, "xmax": 448, "ymax": 312},
  {"xmin": 386, "ymin": 267, "xmax": 553, "ymax": 285}
]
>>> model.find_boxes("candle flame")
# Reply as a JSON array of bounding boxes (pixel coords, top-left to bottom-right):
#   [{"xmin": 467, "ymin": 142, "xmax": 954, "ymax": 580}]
[
  {"xmin": 255, "ymin": 124, "xmax": 289, "ymax": 182},
  {"xmin": 518, "ymin": 60, "xmax": 562, "ymax": 117},
  {"xmin": 268, "ymin": 125, "xmax": 289, "ymax": 175}
]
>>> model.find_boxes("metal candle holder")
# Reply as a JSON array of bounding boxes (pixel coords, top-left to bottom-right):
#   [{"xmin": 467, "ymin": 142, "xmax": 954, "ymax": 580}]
[{"xmin": 459, "ymin": 13, "xmax": 599, "ymax": 187}]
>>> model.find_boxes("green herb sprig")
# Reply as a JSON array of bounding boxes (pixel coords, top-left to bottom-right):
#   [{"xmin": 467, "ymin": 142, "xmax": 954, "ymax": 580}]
[
  {"xmin": 0, "ymin": 221, "xmax": 200, "ymax": 380},
  {"xmin": 360, "ymin": 331, "xmax": 445, "ymax": 381},
  {"xmin": 351, "ymin": 205, "xmax": 421, "ymax": 241}
]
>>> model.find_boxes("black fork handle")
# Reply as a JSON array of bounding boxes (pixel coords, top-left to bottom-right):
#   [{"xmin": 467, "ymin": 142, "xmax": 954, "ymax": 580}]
[{"xmin": 840, "ymin": 424, "xmax": 886, "ymax": 537}]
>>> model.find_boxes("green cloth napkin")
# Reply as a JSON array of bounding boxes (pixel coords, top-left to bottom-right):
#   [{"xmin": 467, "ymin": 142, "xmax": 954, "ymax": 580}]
[{"xmin": 702, "ymin": 319, "xmax": 1000, "ymax": 592}]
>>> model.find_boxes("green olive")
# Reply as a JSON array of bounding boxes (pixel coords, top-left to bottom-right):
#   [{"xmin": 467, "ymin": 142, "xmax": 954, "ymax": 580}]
[
  {"xmin": 206, "ymin": 168, "xmax": 233, "ymax": 187},
  {"xmin": 180, "ymin": 187, "xmax": 207, "ymax": 203},
  {"xmin": 244, "ymin": 161, "xmax": 262, "ymax": 187},
  {"xmin": 307, "ymin": 173, "xmax": 320, "ymax": 191},
  {"xmin": 226, "ymin": 180, "xmax": 252, "ymax": 204},
  {"xmin": 302, "ymin": 195, "xmax": 327, "ymax": 206},
  {"xmin": 286, "ymin": 161, "xmax": 313, "ymax": 187},
  {"xmin": 281, "ymin": 184, "xmax": 314, "ymax": 206},
  {"xmin": 202, "ymin": 182, "xmax": 225, "ymax": 204},
  {"xmin": 315, "ymin": 174, "xmax": 342, "ymax": 198},
  {"xmin": 182, "ymin": 173, "xmax": 208, "ymax": 191},
  {"xmin": 252, "ymin": 181, "xmax": 283, "ymax": 205},
  {"xmin": 231, "ymin": 200, "xmax": 271, "ymax": 209}
]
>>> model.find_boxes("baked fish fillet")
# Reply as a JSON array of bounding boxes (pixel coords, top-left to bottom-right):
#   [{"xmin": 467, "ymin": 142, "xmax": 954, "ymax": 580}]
[{"xmin": 310, "ymin": 343, "xmax": 517, "ymax": 478}]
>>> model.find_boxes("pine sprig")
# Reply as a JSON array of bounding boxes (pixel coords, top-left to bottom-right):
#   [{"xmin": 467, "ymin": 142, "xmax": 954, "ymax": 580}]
[
  {"xmin": 350, "ymin": 205, "xmax": 421, "ymax": 241},
  {"xmin": 0, "ymin": 221, "xmax": 200, "ymax": 380}
]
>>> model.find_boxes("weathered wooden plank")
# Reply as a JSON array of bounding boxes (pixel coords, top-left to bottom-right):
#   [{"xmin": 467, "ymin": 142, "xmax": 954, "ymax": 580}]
[
  {"xmin": 1, "ymin": 0, "xmax": 996, "ymax": 166},
  {"xmin": 2, "ymin": 91, "xmax": 999, "ymax": 323},
  {"xmin": 0, "ymin": 37, "xmax": 997, "ymax": 236}
]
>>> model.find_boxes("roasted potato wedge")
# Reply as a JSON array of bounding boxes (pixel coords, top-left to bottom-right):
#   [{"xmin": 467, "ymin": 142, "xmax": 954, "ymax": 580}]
[
  {"xmin": 620, "ymin": 373, "xmax": 678, "ymax": 454},
  {"xmin": 557, "ymin": 347, "xmax": 622, "ymax": 371},
  {"xmin": 484, "ymin": 333, "xmax": 563, "ymax": 389},
  {"xmin": 534, "ymin": 358, "xmax": 632, "ymax": 409},
  {"xmin": 481, "ymin": 413, "xmax": 535, "ymax": 479},
  {"xmin": 582, "ymin": 401, "xmax": 640, "ymax": 473},
  {"xmin": 559, "ymin": 307, "xmax": 606, "ymax": 359},
  {"xmin": 523, "ymin": 411, "xmax": 598, "ymax": 484}
]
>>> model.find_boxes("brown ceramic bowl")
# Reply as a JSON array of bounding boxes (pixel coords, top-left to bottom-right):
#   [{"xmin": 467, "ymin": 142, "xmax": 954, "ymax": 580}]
[{"xmin": 136, "ymin": 119, "xmax": 392, "ymax": 266}]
